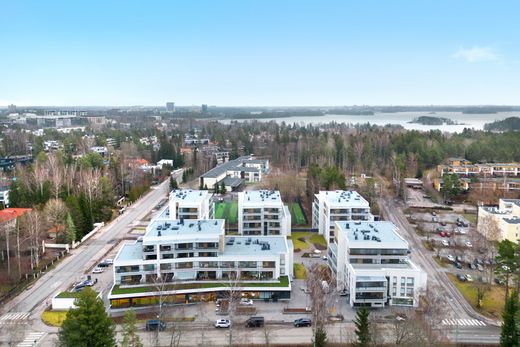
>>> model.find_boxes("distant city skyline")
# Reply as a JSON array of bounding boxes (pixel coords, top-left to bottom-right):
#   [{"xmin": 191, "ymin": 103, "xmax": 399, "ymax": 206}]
[{"xmin": 1, "ymin": 1, "xmax": 519, "ymax": 106}]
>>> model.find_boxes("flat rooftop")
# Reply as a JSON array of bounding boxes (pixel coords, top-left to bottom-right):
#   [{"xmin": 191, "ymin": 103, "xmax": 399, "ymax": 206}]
[
  {"xmin": 117, "ymin": 243, "xmax": 143, "ymax": 262},
  {"xmin": 144, "ymin": 219, "xmax": 225, "ymax": 239},
  {"xmin": 339, "ymin": 221, "xmax": 408, "ymax": 247},
  {"xmin": 350, "ymin": 262, "xmax": 416, "ymax": 270},
  {"xmin": 318, "ymin": 190, "xmax": 369, "ymax": 207},
  {"xmin": 222, "ymin": 236, "xmax": 288, "ymax": 256},
  {"xmin": 239, "ymin": 190, "xmax": 282, "ymax": 206},
  {"xmin": 169, "ymin": 189, "xmax": 211, "ymax": 204}
]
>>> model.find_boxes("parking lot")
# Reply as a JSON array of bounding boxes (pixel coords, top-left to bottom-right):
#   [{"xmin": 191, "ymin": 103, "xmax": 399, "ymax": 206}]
[{"xmin": 408, "ymin": 207, "xmax": 497, "ymax": 285}]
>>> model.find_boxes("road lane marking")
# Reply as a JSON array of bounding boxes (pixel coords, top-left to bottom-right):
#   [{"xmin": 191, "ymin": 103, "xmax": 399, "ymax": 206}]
[{"xmin": 442, "ymin": 318, "xmax": 486, "ymax": 326}]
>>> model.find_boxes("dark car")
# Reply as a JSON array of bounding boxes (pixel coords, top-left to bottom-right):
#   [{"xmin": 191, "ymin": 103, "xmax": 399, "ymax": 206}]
[
  {"xmin": 455, "ymin": 262, "xmax": 462, "ymax": 269},
  {"xmin": 245, "ymin": 316, "xmax": 264, "ymax": 328},
  {"xmin": 294, "ymin": 318, "xmax": 312, "ymax": 327},
  {"xmin": 146, "ymin": 320, "xmax": 166, "ymax": 331},
  {"xmin": 98, "ymin": 261, "xmax": 110, "ymax": 268},
  {"xmin": 440, "ymin": 221, "xmax": 447, "ymax": 226}
]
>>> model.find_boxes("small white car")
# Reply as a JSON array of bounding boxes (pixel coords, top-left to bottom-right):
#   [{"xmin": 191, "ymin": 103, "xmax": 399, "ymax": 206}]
[
  {"xmin": 441, "ymin": 240, "xmax": 450, "ymax": 247},
  {"xmin": 104, "ymin": 259, "xmax": 113, "ymax": 265},
  {"xmin": 465, "ymin": 274, "xmax": 474, "ymax": 282},
  {"xmin": 92, "ymin": 267, "xmax": 104, "ymax": 274},
  {"xmin": 322, "ymin": 256, "xmax": 328, "ymax": 260},
  {"xmin": 215, "ymin": 319, "xmax": 231, "ymax": 328},
  {"xmin": 447, "ymin": 255, "xmax": 455, "ymax": 262},
  {"xmin": 240, "ymin": 299, "xmax": 253, "ymax": 306},
  {"xmin": 313, "ymin": 249, "xmax": 322, "ymax": 254},
  {"xmin": 465, "ymin": 241, "xmax": 473, "ymax": 248}
]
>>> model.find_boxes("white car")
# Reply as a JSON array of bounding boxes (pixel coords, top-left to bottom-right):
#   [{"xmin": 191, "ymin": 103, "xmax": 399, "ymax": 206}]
[
  {"xmin": 313, "ymin": 249, "xmax": 322, "ymax": 254},
  {"xmin": 465, "ymin": 274, "xmax": 474, "ymax": 282},
  {"xmin": 465, "ymin": 241, "xmax": 473, "ymax": 248},
  {"xmin": 92, "ymin": 266, "xmax": 104, "ymax": 274},
  {"xmin": 447, "ymin": 255, "xmax": 455, "ymax": 262},
  {"xmin": 441, "ymin": 240, "xmax": 450, "ymax": 247},
  {"xmin": 104, "ymin": 259, "xmax": 113, "ymax": 265},
  {"xmin": 215, "ymin": 319, "xmax": 231, "ymax": 328},
  {"xmin": 240, "ymin": 299, "xmax": 253, "ymax": 306}
]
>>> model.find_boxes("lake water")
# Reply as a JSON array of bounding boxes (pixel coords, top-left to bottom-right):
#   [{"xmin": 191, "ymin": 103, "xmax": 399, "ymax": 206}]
[{"xmin": 218, "ymin": 111, "xmax": 518, "ymax": 132}]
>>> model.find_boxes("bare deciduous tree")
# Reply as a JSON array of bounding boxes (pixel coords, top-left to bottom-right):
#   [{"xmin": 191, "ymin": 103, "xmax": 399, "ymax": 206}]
[
  {"xmin": 19, "ymin": 209, "xmax": 44, "ymax": 270},
  {"xmin": 47, "ymin": 153, "xmax": 64, "ymax": 199},
  {"xmin": 44, "ymin": 199, "xmax": 67, "ymax": 241}
]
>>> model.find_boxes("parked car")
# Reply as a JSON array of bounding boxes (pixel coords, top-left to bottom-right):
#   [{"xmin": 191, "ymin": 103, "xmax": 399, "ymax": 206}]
[
  {"xmin": 447, "ymin": 255, "xmax": 455, "ymax": 262},
  {"xmin": 456, "ymin": 274, "xmax": 467, "ymax": 282},
  {"xmin": 240, "ymin": 299, "xmax": 254, "ymax": 306},
  {"xmin": 477, "ymin": 264, "xmax": 484, "ymax": 272},
  {"xmin": 215, "ymin": 319, "xmax": 231, "ymax": 328},
  {"xmin": 294, "ymin": 318, "xmax": 312, "ymax": 327},
  {"xmin": 465, "ymin": 274, "xmax": 474, "ymax": 282},
  {"xmin": 495, "ymin": 278, "xmax": 505, "ymax": 286},
  {"xmin": 98, "ymin": 261, "xmax": 110, "ymax": 268},
  {"xmin": 245, "ymin": 317, "xmax": 264, "ymax": 328},
  {"xmin": 440, "ymin": 221, "xmax": 447, "ymax": 226},
  {"xmin": 146, "ymin": 320, "xmax": 166, "ymax": 331},
  {"xmin": 441, "ymin": 240, "xmax": 450, "ymax": 247},
  {"xmin": 322, "ymin": 256, "xmax": 328, "ymax": 260},
  {"xmin": 104, "ymin": 258, "xmax": 113, "ymax": 265},
  {"xmin": 465, "ymin": 241, "xmax": 473, "ymax": 248},
  {"xmin": 468, "ymin": 263, "xmax": 477, "ymax": 270},
  {"xmin": 456, "ymin": 256, "xmax": 462, "ymax": 262},
  {"xmin": 431, "ymin": 211, "xmax": 437, "ymax": 216},
  {"xmin": 339, "ymin": 290, "xmax": 348, "ymax": 297},
  {"xmin": 455, "ymin": 262, "xmax": 462, "ymax": 269},
  {"xmin": 313, "ymin": 249, "xmax": 322, "ymax": 254},
  {"xmin": 92, "ymin": 266, "xmax": 104, "ymax": 274},
  {"xmin": 439, "ymin": 231, "xmax": 447, "ymax": 237}
]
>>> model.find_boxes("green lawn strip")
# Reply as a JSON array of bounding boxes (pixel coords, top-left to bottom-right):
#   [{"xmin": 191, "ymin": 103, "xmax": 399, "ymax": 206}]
[
  {"xmin": 447, "ymin": 273, "xmax": 505, "ymax": 319},
  {"xmin": 463, "ymin": 213, "xmax": 477, "ymax": 225},
  {"xmin": 290, "ymin": 232, "xmax": 310, "ymax": 250},
  {"xmin": 112, "ymin": 276, "xmax": 289, "ymax": 295},
  {"xmin": 310, "ymin": 234, "xmax": 327, "ymax": 250},
  {"xmin": 293, "ymin": 263, "xmax": 307, "ymax": 279},
  {"xmin": 56, "ymin": 291, "xmax": 83, "ymax": 299},
  {"xmin": 214, "ymin": 203, "xmax": 226, "ymax": 219},
  {"xmin": 433, "ymin": 256, "xmax": 448, "ymax": 268},
  {"xmin": 290, "ymin": 203, "xmax": 306, "ymax": 225},
  {"xmin": 228, "ymin": 202, "xmax": 238, "ymax": 224}
]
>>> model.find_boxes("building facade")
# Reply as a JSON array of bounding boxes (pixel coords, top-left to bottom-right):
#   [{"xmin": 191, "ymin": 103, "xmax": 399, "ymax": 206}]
[
  {"xmin": 312, "ymin": 190, "xmax": 374, "ymax": 245},
  {"xmin": 477, "ymin": 199, "xmax": 520, "ymax": 243},
  {"xmin": 109, "ymin": 218, "xmax": 293, "ymax": 308},
  {"xmin": 328, "ymin": 221, "xmax": 427, "ymax": 307},
  {"xmin": 165, "ymin": 189, "xmax": 214, "ymax": 221},
  {"xmin": 200, "ymin": 155, "xmax": 269, "ymax": 191},
  {"xmin": 238, "ymin": 190, "xmax": 291, "ymax": 236}
]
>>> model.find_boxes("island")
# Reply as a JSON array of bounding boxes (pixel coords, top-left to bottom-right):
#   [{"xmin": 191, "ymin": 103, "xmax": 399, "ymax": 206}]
[
  {"xmin": 408, "ymin": 116, "xmax": 458, "ymax": 126},
  {"xmin": 484, "ymin": 117, "xmax": 520, "ymax": 131}
]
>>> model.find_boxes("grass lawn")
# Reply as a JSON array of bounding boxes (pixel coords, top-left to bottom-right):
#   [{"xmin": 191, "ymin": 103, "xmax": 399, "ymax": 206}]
[
  {"xmin": 433, "ymin": 256, "xmax": 448, "ymax": 268},
  {"xmin": 41, "ymin": 310, "xmax": 68, "ymax": 327},
  {"xmin": 310, "ymin": 234, "xmax": 327, "ymax": 250},
  {"xmin": 293, "ymin": 263, "xmax": 307, "ymax": 279},
  {"xmin": 448, "ymin": 273, "xmax": 505, "ymax": 319},
  {"xmin": 290, "ymin": 232, "xmax": 310, "ymax": 250},
  {"xmin": 112, "ymin": 276, "xmax": 290, "ymax": 295},
  {"xmin": 56, "ymin": 291, "xmax": 84, "ymax": 299},
  {"xmin": 463, "ymin": 213, "xmax": 477, "ymax": 225},
  {"xmin": 290, "ymin": 203, "xmax": 306, "ymax": 225},
  {"xmin": 214, "ymin": 202, "xmax": 238, "ymax": 224}
]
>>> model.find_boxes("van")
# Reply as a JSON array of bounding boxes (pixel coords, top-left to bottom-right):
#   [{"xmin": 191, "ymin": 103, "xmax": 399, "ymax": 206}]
[
  {"xmin": 245, "ymin": 316, "xmax": 264, "ymax": 328},
  {"xmin": 146, "ymin": 319, "xmax": 166, "ymax": 331}
]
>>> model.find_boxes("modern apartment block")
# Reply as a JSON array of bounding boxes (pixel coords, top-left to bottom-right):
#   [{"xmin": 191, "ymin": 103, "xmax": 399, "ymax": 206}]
[
  {"xmin": 238, "ymin": 190, "xmax": 291, "ymax": 236},
  {"xmin": 478, "ymin": 199, "xmax": 520, "ymax": 243},
  {"xmin": 109, "ymin": 218, "xmax": 293, "ymax": 308},
  {"xmin": 437, "ymin": 158, "xmax": 520, "ymax": 177},
  {"xmin": 328, "ymin": 221, "xmax": 426, "ymax": 308},
  {"xmin": 163, "ymin": 189, "xmax": 214, "ymax": 221},
  {"xmin": 312, "ymin": 190, "xmax": 374, "ymax": 245}
]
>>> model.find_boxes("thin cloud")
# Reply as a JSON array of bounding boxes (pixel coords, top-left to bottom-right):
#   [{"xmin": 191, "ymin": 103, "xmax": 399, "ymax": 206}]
[{"xmin": 453, "ymin": 46, "xmax": 500, "ymax": 63}]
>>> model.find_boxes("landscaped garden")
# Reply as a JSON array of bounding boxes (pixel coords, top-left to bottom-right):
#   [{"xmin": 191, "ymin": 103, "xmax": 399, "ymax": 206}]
[
  {"xmin": 214, "ymin": 202, "xmax": 238, "ymax": 224},
  {"xmin": 290, "ymin": 203, "xmax": 307, "ymax": 225}
]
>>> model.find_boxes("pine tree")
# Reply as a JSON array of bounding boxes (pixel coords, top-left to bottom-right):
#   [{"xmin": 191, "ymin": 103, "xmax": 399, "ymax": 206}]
[
  {"xmin": 169, "ymin": 176, "xmax": 178, "ymax": 190},
  {"xmin": 501, "ymin": 291, "xmax": 519, "ymax": 347},
  {"xmin": 312, "ymin": 326, "xmax": 327, "ymax": 347},
  {"xmin": 65, "ymin": 213, "xmax": 76, "ymax": 244},
  {"xmin": 121, "ymin": 309, "xmax": 143, "ymax": 347},
  {"xmin": 220, "ymin": 181, "xmax": 226, "ymax": 194},
  {"xmin": 354, "ymin": 307, "xmax": 370, "ymax": 347},
  {"xmin": 59, "ymin": 288, "xmax": 116, "ymax": 347}
]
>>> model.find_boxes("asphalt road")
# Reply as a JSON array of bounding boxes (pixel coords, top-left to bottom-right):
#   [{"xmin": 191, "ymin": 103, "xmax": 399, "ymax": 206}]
[{"xmin": 2, "ymin": 175, "xmax": 173, "ymax": 315}]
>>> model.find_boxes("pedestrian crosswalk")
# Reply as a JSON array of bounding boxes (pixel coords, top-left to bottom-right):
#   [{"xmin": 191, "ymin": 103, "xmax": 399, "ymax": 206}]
[
  {"xmin": 0, "ymin": 312, "xmax": 30, "ymax": 324},
  {"xmin": 17, "ymin": 332, "xmax": 46, "ymax": 347},
  {"xmin": 442, "ymin": 318, "xmax": 486, "ymax": 326}
]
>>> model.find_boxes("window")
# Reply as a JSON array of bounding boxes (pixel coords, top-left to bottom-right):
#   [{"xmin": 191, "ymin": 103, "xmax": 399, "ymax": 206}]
[
  {"xmin": 400, "ymin": 288, "xmax": 405, "ymax": 296},
  {"xmin": 400, "ymin": 277, "xmax": 406, "ymax": 286},
  {"xmin": 406, "ymin": 288, "xmax": 414, "ymax": 297},
  {"xmin": 407, "ymin": 277, "xmax": 414, "ymax": 286}
]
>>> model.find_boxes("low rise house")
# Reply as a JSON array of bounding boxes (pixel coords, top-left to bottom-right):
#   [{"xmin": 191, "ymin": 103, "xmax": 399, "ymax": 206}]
[{"xmin": 478, "ymin": 199, "xmax": 520, "ymax": 243}]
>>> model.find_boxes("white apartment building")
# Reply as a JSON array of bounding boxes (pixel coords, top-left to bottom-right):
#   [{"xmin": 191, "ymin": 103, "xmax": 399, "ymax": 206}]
[
  {"xmin": 164, "ymin": 189, "xmax": 214, "ymax": 221},
  {"xmin": 312, "ymin": 190, "xmax": 374, "ymax": 245},
  {"xmin": 328, "ymin": 221, "xmax": 427, "ymax": 308},
  {"xmin": 238, "ymin": 190, "xmax": 291, "ymax": 236},
  {"xmin": 109, "ymin": 218, "xmax": 293, "ymax": 308},
  {"xmin": 478, "ymin": 199, "xmax": 520, "ymax": 243}
]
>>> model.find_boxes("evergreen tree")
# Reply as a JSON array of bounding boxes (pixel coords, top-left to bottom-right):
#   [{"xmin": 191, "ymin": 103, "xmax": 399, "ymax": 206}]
[
  {"xmin": 120, "ymin": 309, "xmax": 143, "ymax": 347},
  {"xmin": 169, "ymin": 176, "xmax": 178, "ymax": 190},
  {"xmin": 312, "ymin": 326, "xmax": 327, "ymax": 347},
  {"xmin": 501, "ymin": 291, "xmax": 519, "ymax": 347},
  {"xmin": 65, "ymin": 195, "xmax": 86, "ymax": 238},
  {"xmin": 59, "ymin": 288, "xmax": 116, "ymax": 347},
  {"xmin": 65, "ymin": 213, "xmax": 77, "ymax": 244},
  {"xmin": 354, "ymin": 307, "xmax": 370, "ymax": 347},
  {"xmin": 220, "ymin": 181, "xmax": 226, "ymax": 194}
]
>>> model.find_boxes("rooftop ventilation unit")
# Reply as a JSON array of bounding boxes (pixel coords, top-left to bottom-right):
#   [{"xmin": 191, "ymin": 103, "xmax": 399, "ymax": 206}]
[{"xmin": 157, "ymin": 230, "xmax": 162, "ymax": 237}]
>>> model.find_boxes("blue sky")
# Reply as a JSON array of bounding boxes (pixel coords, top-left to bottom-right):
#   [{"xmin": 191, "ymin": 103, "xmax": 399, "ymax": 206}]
[{"xmin": 1, "ymin": 1, "xmax": 519, "ymax": 106}]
